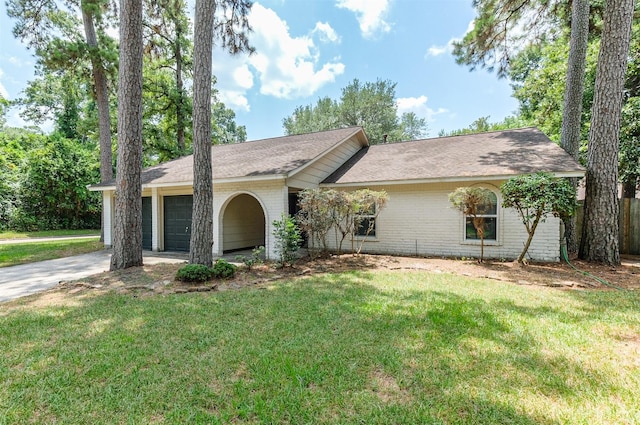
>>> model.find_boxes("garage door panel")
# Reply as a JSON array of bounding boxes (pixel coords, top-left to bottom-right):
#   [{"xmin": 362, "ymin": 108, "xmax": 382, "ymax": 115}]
[
  {"xmin": 164, "ymin": 195, "xmax": 192, "ymax": 252},
  {"xmin": 142, "ymin": 197, "xmax": 152, "ymax": 250}
]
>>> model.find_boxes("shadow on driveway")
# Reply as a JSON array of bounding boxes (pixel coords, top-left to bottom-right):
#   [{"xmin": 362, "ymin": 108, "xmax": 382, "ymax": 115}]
[{"xmin": 0, "ymin": 250, "xmax": 187, "ymax": 303}]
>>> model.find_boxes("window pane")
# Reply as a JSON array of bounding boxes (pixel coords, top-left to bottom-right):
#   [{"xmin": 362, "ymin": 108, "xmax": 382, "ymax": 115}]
[
  {"xmin": 483, "ymin": 191, "xmax": 497, "ymax": 215},
  {"xmin": 356, "ymin": 217, "xmax": 376, "ymax": 237},
  {"xmin": 465, "ymin": 217, "xmax": 496, "ymax": 240}
]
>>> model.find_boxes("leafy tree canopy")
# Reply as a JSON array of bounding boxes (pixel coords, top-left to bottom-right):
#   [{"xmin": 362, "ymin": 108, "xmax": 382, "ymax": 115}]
[
  {"xmin": 283, "ymin": 78, "xmax": 428, "ymax": 144},
  {"xmin": 501, "ymin": 172, "xmax": 577, "ymax": 263}
]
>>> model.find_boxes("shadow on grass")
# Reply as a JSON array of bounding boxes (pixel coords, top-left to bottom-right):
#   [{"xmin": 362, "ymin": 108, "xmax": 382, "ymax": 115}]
[{"xmin": 0, "ymin": 270, "xmax": 635, "ymax": 424}]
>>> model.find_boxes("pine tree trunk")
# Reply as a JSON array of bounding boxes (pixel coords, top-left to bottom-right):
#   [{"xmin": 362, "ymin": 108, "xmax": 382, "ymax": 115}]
[
  {"xmin": 579, "ymin": 0, "xmax": 634, "ymax": 265},
  {"xmin": 175, "ymin": 40, "xmax": 186, "ymax": 155},
  {"xmin": 174, "ymin": 0, "xmax": 186, "ymax": 155},
  {"xmin": 189, "ymin": 0, "xmax": 215, "ymax": 267},
  {"xmin": 81, "ymin": 0, "xmax": 113, "ymax": 243},
  {"xmin": 560, "ymin": 0, "xmax": 589, "ymax": 256},
  {"xmin": 110, "ymin": 0, "xmax": 144, "ymax": 270}
]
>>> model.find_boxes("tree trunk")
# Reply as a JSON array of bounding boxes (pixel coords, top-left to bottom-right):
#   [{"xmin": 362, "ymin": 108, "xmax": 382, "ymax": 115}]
[
  {"xmin": 517, "ymin": 213, "xmax": 542, "ymax": 264},
  {"xmin": 579, "ymin": 0, "xmax": 634, "ymax": 265},
  {"xmin": 189, "ymin": 0, "xmax": 215, "ymax": 267},
  {"xmin": 174, "ymin": 0, "xmax": 186, "ymax": 155},
  {"xmin": 560, "ymin": 0, "xmax": 589, "ymax": 256},
  {"xmin": 110, "ymin": 0, "xmax": 144, "ymax": 270},
  {"xmin": 175, "ymin": 39, "xmax": 186, "ymax": 155},
  {"xmin": 81, "ymin": 0, "xmax": 113, "ymax": 243}
]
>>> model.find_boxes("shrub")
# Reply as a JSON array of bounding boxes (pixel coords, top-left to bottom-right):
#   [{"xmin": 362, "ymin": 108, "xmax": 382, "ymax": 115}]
[
  {"xmin": 211, "ymin": 259, "xmax": 237, "ymax": 279},
  {"xmin": 175, "ymin": 264, "xmax": 214, "ymax": 283},
  {"xmin": 235, "ymin": 246, "xmax": 265, "ymax": 270},
  {"xmin": 273, "ymin": 214, "xmax": 301, "ymax": 267}
]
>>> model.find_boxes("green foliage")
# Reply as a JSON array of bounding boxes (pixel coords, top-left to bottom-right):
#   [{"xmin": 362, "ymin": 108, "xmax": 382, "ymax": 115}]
[
  {"xmin": 211, "ymin": 259, "xmax": 237, "ymax": 279},
  {"xmin": 175, "ymin": 260, "xmax": 237, "ymax": 282},
  {"xmin": 7, "ymin": 0, "xmax": 246, "ymax": 165},
  {"xmin": 0, "ymin": 94, "xmax": 9, "ymax": 128},
  {"xmin": 175, "ymin": 264, "xmax": 214, "ymax": 282},
  {"xmin": 501, "ymin": 172, "xmax": 577, "ymax": 263},
  {"xmin": 295, "ymin": 189, "xmax": 334, "ymax": 256},
  {"xmin": 0, "ymin": 129, "xmax": 100, "ymax": 231},
  {"xmin": 272, "ymin": 214, "xmax": 301, "ymax": 267},
  {"xmin": 283, "ymin": 78, "xmax": 427, "ymax": 144},
  {"xmin": 235, "ymin": 246, "xmax": 265, "ymax": 270},
  {"xmin": 438, "ymin": 115, "xmax": 530, "ymax": 137},
  {"xmin": 296, "ymin": 188, "xmax": 388, "ymax": 256}
]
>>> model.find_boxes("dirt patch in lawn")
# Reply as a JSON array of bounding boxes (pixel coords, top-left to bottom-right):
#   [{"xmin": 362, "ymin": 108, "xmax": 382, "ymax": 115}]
[{"xmin": 21, "ymin": 253, "xmax": 640, "ymax": 307}]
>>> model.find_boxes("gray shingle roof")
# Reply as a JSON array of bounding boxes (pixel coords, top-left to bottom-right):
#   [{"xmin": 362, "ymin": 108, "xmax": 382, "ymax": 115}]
[
  {"xmin": 322, "ymin": 127, "xmax": 585, "ymax": 185},
  {"xmin": 92, "ymin": 127, "xmax": 364, "ymax": 188}
]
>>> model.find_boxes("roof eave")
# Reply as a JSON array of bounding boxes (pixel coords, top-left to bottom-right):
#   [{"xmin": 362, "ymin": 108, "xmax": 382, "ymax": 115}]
[
  {"xmin": 87, "ymin": 174, "xmax": 287, "ymax": 192},
  {"xmin": 321, "ymin": 170, "xmax": 586, "ymax": 188}
]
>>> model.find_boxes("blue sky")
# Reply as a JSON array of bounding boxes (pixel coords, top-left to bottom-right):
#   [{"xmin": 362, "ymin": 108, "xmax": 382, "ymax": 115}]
[{"xmin": 0, "ymin": 0, "xmax": 519, "ymax": 140}]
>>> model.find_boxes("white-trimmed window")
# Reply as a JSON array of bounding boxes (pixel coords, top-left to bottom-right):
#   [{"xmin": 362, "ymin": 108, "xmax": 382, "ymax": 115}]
[
  {"xmin": 464, "ymin": 189, "xmax": 498, "ymax": 241},
  {"xmin": 355, "ymin": 205, "xmax": 376, "ymax": 237}
]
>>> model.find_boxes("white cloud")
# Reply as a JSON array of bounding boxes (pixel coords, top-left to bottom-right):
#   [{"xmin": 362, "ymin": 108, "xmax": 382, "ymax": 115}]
[
  {"xmin": 214, "ymin": 3, "xmax": 345, "ymax": 106},
  {"xmin": 0, "ymin": 69, "xmax": 8, "ymax": 98},
  {"xmin": 232, "ymin": 64, "xmax": 254, "ymax": 89},
  {"xmin": 336, "ymin": 0, "xmax": 391, "ymax": 39},
  {"xmin": 219, "ymin": 89, "xmax": 251, "ymax": 112},
  {"xmin": 425, "ymin": 19, "xmax": 474, "ymax": 58},
  {"xmin": 426, "ymin": 45, "xmax": 450, "ymax": 57},
  {"xmin": 397, "ymin": 95, "xmax": 448, "ymax": 122},
  {"xmin": 313, "ymin": 22, "xmax": 341, "ymax": 43}
]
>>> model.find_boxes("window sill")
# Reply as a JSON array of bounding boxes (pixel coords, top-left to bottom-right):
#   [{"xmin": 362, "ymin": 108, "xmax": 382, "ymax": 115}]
[
  {"xmin": 461, "ymin": 240, "xmax": 501, "ymax": 246},
  {"xmin": 353, "ymin": 236, "xmax": 378, "ymax": 242}
]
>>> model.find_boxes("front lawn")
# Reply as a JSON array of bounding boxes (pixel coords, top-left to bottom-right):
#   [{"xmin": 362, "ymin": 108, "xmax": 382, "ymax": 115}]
[
  {"xmin": 0, "ymin": 229, "xmax": 100, "ymax": 240},
  {"xmin": 1, "ymin": 270, "xmax": 638, "ymax": 424},
  {"xmin": 0, "ymin": 238, "xmax": 103, "ymax": 267}
]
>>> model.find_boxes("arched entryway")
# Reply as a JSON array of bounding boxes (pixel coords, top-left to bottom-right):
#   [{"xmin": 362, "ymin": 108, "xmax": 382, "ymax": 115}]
[{"xmin": 221, "ymin": 193, "xmax": 266, "ymax": 253}]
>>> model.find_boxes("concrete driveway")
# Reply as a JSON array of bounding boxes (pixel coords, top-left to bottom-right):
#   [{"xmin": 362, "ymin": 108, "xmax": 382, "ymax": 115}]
[{"xmin": 0, "ymin": 250, "xmax": 186, "ymax": 303}]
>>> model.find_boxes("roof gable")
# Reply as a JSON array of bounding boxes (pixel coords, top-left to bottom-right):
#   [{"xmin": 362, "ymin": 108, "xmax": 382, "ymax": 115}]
[
  {"xmin": 322, "ymin": 127, "xmax": 585, "ymax": 185},
  {"xmin": 91, "ymin": 127, "xmax": 366, "ymax": 189}
]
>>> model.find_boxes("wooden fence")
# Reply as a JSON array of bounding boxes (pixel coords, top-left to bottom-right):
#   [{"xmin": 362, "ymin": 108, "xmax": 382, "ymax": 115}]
[
  {"xmin": 619, "ymin": 198, "xmax": 640, "ymax": 255},
  {"xmin": 577, "ymin": 198, "xmax": 640, "ymax": 255}
]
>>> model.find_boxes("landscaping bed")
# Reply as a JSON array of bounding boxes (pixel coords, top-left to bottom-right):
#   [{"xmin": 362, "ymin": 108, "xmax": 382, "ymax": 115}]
[{"xmin": 36, "ymin": 253, "xmax": 640, "ymax": 305}]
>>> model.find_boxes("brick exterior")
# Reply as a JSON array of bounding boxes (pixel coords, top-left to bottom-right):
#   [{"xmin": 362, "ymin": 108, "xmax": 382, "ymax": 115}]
[{"xmin": 320, "ymin": 182, "xmax": 562, "ymax": 262}]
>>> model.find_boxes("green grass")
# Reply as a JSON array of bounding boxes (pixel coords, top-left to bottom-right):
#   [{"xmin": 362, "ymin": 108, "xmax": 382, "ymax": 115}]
[
  {"xmin": 1, "ymin": 271, "xmax": 639, "ymax": 424},
  {"xmin": 0, "ymin": 238, "xmax": 103, "ymax": 267},
  {"xmin": 0, "ymin": 229, "xmax": 100, "ymax": 240}
]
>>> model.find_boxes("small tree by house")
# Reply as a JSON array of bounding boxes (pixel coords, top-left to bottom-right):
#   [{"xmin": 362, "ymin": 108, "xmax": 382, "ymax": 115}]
[
  {"xmin": 351, "ymin": 189, "xmax": 388, "ymax": 255},
  {"xmin": 296, "ymin": 188, "xmax": 388, "ymax": 256},
  {"xmin": 501, "ymin": 172, "xmax": 577, "ymax": 264},
  {"xmin": 296, "ymin": 189, "xmax": 334, "ymax": 257},
  {"xmin": 449, "ymin": 187, "xmax": 493, "ymax": 262}
]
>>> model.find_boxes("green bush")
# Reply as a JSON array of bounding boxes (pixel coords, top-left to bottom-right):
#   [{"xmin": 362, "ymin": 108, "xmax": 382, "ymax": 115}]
[
  {"xmin": 175, "ymin": 264, "xmax": 214, "ymax": 283},
  {"xmin": 273, "ymin": 213, "xmax": 301, "ymax": 267},
  {"xmin": 211, "ymin": 259, "xmax": 237, "ymax": 279},
  {"xmin": 235, "ymin": 246, "xmax": 265, "ymax": 270}
]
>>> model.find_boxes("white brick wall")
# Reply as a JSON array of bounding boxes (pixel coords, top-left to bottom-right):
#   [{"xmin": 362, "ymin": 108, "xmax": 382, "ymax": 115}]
[
  {"xmin": 213, "ymin": 180, "xmax": 287, "ymax": 259},
  {"xmin": 322, "ymin": 182, "xmax": 561, "ymax": 262}
]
